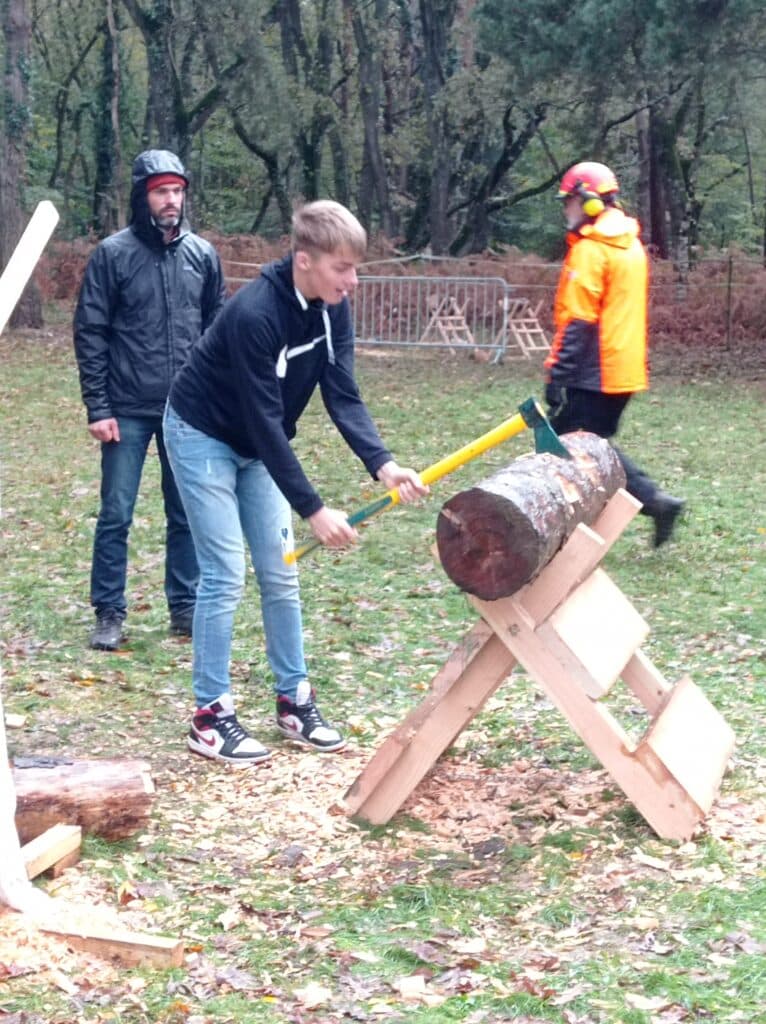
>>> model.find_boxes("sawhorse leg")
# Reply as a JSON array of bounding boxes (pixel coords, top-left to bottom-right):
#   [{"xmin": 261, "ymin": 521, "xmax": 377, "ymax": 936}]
[{"xmin": 344, "ymin": 621, "xmax": 516, "ymax": 824}]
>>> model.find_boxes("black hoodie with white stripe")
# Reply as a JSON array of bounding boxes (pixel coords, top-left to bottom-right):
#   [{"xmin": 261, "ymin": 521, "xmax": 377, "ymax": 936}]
[{"xmin": 168, "ymin": 254, "xmax": 391, "ymax": 519}]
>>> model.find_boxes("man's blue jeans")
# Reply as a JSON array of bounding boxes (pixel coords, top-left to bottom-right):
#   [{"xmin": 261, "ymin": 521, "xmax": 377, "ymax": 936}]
[
  {"xmin": 163, "ymin": 403, "xmax": 307, "ymax": 707},
  {"xmin": 91, "ymin": 415, "xmax": 198, "ymax": 618}
]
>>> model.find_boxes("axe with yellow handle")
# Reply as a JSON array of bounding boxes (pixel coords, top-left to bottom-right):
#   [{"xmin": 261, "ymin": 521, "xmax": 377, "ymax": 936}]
[{"xmin": 283, "ymin": 396, "xmax": 570, "ymax": 565}]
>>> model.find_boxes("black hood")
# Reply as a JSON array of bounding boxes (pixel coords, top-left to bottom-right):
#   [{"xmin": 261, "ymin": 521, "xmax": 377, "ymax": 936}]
[
  {"xmin": 261, "ymin": 254, "xmax": 303, "ymax": 310},
  {"xmin": 129, "ymin": 149, "xmax": 190, "ymax": 248}
]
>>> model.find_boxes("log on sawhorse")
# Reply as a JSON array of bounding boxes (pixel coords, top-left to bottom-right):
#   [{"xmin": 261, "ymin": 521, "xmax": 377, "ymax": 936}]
[{"xmin": 345, "ymin": 490, "xmax": 735, "ymax": 841}]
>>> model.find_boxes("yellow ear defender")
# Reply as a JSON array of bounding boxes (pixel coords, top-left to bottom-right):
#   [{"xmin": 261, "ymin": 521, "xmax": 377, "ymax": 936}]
[{"xmin": 582, "ymin": 195, "xmax": 605, "ymax": 217}]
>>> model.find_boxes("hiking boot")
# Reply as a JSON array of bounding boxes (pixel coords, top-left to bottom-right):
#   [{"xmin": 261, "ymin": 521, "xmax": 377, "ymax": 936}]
[
  {"xmin": 90, "ymin": 611, "xmax": 124, "ymax": 651},
  {"xmin": 188, "ymin": 693, "xmax": 271, "ymax": 767},
  {"xmin": 650, "ymin": 493, "xmax": 685, "ymax": 548},
  {"xmin": 169, "ymin": 608, "xmax": 194, "ymax": 637},
  {"xmin": 276, "ymin": 690, "xmax": 346, "ymax": 752}
]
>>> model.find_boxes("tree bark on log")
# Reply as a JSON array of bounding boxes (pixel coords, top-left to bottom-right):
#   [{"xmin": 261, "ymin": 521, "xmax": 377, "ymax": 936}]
[
  {"xmin": 436, "ymin": 432, "xmax": 626, "ymax": 600},
  {"xmin": 12, "ymin": 757, "xmax": 155, "ymax": 845}
]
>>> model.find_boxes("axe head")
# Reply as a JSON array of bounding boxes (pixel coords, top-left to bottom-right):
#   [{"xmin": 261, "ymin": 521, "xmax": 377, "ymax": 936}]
[{"xmin": 518, "ymin": 397, "xmax": 571, "ymax": 458}]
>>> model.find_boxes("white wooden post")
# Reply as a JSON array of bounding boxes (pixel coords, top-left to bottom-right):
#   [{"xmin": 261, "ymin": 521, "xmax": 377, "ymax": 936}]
[
  {"xmin": 1, "ymin": 200, "xmax": 60, "ymax": 912},
  {"xmin": 0, "ymin": 689, "xmax": 51, "ymax": 913}
]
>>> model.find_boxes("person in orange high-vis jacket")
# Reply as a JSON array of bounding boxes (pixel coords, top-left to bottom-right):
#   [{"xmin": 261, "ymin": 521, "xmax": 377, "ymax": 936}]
[{"xmin": 544, "ymin": 161, "xmax": 684, "ymax": 547}]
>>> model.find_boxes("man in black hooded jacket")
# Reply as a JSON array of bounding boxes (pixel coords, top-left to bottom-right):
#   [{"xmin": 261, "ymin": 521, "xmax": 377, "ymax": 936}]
[{"xmin": 74, "ymin": 149, "xmax": 226, "ymax": 650}]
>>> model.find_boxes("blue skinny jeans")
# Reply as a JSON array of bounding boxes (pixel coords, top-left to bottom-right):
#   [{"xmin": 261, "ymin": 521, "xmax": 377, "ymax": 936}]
[{"xmin": 163, "ymin": 403, "xmax": 307, "ymax": 707}]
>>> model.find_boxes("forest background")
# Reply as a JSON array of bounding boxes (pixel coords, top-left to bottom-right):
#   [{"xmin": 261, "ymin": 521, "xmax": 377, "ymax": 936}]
[
  {"xmin": 3, "ymin": 0, "xmax": 766, "ymax": 334},
  {"xmin": 2, "ymin": 5, "xmax": 766, "ymax": 1019}
]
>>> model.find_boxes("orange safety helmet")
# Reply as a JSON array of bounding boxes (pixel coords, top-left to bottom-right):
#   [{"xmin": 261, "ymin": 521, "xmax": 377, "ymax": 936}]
[{"xmin": 557, "ymin": 161, "xmax": 619, "ymax": 218}]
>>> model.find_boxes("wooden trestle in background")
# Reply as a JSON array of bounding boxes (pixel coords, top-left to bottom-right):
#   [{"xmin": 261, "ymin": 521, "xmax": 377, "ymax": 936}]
[{"xmin": 344, "ymin": 489, "xmax": 735, "ymax": 841}]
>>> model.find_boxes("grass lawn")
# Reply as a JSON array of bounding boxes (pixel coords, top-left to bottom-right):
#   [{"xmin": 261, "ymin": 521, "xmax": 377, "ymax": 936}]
[{"xmin": 1, "ymin": 324, "xmax": 765, "ymax": 1024}]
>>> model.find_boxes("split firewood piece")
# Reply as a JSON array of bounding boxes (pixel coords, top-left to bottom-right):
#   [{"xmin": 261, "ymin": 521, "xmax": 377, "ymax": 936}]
[{"xmin": 22, "ymin": 823, "xmax": 82, "ymax": 879}]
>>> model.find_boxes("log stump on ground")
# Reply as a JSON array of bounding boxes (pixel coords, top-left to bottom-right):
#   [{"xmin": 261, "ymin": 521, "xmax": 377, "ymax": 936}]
[{"xmin": 13, "ymin": 757, "xmax": 155, "ymax": 845}]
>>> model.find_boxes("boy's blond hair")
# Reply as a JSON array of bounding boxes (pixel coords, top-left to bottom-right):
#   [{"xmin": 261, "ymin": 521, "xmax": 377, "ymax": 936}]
[{"xmin": 291, "ymin": 200, "xmax": 367, "ymax": 260}]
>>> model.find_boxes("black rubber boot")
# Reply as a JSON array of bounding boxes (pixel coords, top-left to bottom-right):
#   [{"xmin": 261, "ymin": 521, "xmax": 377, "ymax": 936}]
[{"xmin": 650, "ymin": 493, "xmax": 685, "ymax": 548}]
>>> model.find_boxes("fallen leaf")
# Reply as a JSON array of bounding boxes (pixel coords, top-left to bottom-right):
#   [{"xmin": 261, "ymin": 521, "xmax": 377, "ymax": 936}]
[
  {"xmin": 299, "ymin": 925, "xmax": 334, "ymax": 940},
  {"xmin": 451, "ymin": 935, "xmax": 487, "ymax": 955},
  {"xmin": 632, "ymin": 849, "xmax": 673, "ymax": 872},
  {"xmin": 217, "ymin": 906, "xmax": 242, "ymax": 931},
  {"xmin": 49, "ymin": 968, "xmax": 79, "ymax": 995},
  {"xmin": 670, "ymin": 864, "xmax": 724, "ymax": 884},
  {"xmin": 624, "ymin": 992, "xmax": 673, "ymax": 1011},
  {"xmin": 294, "ymin": 981, "xmax": 332, "ymax": 1008},
  {"xmin": 395, "ymin": 974, "xmax": 427, "ymax": 1000}
]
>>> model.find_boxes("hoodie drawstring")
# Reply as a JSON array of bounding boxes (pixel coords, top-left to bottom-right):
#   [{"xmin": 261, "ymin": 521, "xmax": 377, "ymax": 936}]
[
  {"xmin": 278, "ymin": 287, "xmax": 335, "ymax": 380},
  {"xmin": 322, "ymin": 307, "xmax": 335, "ymax": 367}
]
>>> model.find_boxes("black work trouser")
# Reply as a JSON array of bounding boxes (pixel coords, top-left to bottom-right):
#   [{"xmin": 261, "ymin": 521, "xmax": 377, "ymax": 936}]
[{"xmin": 547, "ymin": 387, "xmax": 660, "ymax": 511}]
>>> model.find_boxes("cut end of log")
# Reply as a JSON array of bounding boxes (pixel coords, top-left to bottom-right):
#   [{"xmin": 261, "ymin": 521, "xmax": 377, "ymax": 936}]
[
  {"xmin": 436, "ymin": 487, "xmax": 542, "ymax": 601},
  {"xmin": 436, "ymin": 432, "xmax": 625, "ymax": 600}
]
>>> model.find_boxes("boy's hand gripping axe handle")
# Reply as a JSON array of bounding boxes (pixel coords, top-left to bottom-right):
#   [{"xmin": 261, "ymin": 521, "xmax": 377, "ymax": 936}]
[{"xmin": 283, "ymin": 397, "xmax": 569, "ymax": 565}]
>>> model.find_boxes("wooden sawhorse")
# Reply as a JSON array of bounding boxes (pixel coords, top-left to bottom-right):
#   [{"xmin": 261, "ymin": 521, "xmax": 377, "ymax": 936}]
[
  {"xmin": 345, "ymin": 491, "xmax": 735, "ymax": 841},
  {"xmin": 419, "ymin": 295, "xmax": 476, "ymax": 350}
]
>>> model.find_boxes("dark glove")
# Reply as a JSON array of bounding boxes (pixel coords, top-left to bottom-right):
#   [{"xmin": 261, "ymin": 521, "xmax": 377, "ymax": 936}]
[{"xmin": 544, "ymin": 382, "xmax": 564, "ymax": 414}]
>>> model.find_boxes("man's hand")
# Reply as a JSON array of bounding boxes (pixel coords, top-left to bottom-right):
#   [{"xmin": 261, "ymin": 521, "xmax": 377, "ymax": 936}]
[
  {"xmin": 376, "ymin": 460, "xmax": 429, "ymax": 504},
  {"xmin": 308, "ymin": 506, "xmax": 358, "ymax": 549},
  {"xmin": 544, "ymin": 383, "xmax": 564, "ymax": 415},
  {"xmin": 88, "ymin": 418, "xmax": 120, "ymax": 443}
]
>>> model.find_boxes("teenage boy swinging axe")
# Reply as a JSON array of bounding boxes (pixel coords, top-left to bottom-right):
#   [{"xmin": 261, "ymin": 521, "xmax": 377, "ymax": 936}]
[{"xmin": 284, "ymin": 397, "xmax": 570, "ymax": 564}]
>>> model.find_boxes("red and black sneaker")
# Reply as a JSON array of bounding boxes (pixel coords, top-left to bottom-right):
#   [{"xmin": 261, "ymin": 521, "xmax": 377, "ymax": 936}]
[
  {"xmin": 276, "ymin": 690, "xmax": 346, "ymax": 753},
  {"xmin": 188, "ymin": 693, "xmax": 271, "ymax": 767}
]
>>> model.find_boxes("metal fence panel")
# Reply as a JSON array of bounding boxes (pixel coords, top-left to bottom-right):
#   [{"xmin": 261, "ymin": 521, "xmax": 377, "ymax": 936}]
[{"xmin": 353, "ymin": 275, "xmax": 520, "ymax": 360}]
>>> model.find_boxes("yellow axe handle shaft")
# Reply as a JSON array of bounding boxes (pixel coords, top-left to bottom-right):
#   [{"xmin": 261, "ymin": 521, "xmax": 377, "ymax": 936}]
[
  {"xmin": 406, "ymin": 409, "xmax": 529, "ymax": 494},
  {"xmin": 283, "ymin": 410, "xmax": 529, "ymax": 565}
]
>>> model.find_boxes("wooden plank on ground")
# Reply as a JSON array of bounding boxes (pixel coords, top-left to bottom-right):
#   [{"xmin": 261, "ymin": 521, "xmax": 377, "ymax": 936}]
[
  {"xmin": 22, "ymin": 823, "xmax": 81, "ymax": 879},
  {"xmin": 42, "ymin": 922, "xmax": 184, "ymax": 969}
]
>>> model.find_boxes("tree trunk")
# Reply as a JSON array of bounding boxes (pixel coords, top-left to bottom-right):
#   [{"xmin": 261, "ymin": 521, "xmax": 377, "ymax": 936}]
[
  {"xmin": 450, "ymin": 103, "xmax": 547, "ymax": 256},
  {"xmin": 124, "ymin": 0, "xmax": 242, "ymax": 163},
  {"xmin": 635, "ymin": 97, "xmax": 651, "ymax": 242},
  {"xmin": 120, "ymin": 0, "xmax": 184, "ymax": 153},
  {"xmin": 12, "ymin": 757, "xmax": 155, "ymax": 845},
  {"xmin": 274, "ymin": 0, "xmax": 337, "ymax": 202},
  {"xmin": 436, "ymin": 433, "xmax": 625, "ymax": 600},
  {"xmin": 0, "ymin": 0, "xmax": 43, "ymax": 328},
  {"xmin": 348, "ymin": 0, "xmax": 393, "ymax": 235},
  {"xmin": 327, "ymin": 122, "xmax": 350, "ymax": 207},
  {"xmin": 92, "ymin": 0, "xmax": 123, "ymax": 236},
  {"xmin": 230, "ymin": 112, "xmax": 293, "ymax": 233},
  {"xmin": 647, "ymin": 104, "xmax": 671, "ymax": 261},
  {"xmin": 418, "ymin": 0, "xmax": 459, "ymax": 254}
]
